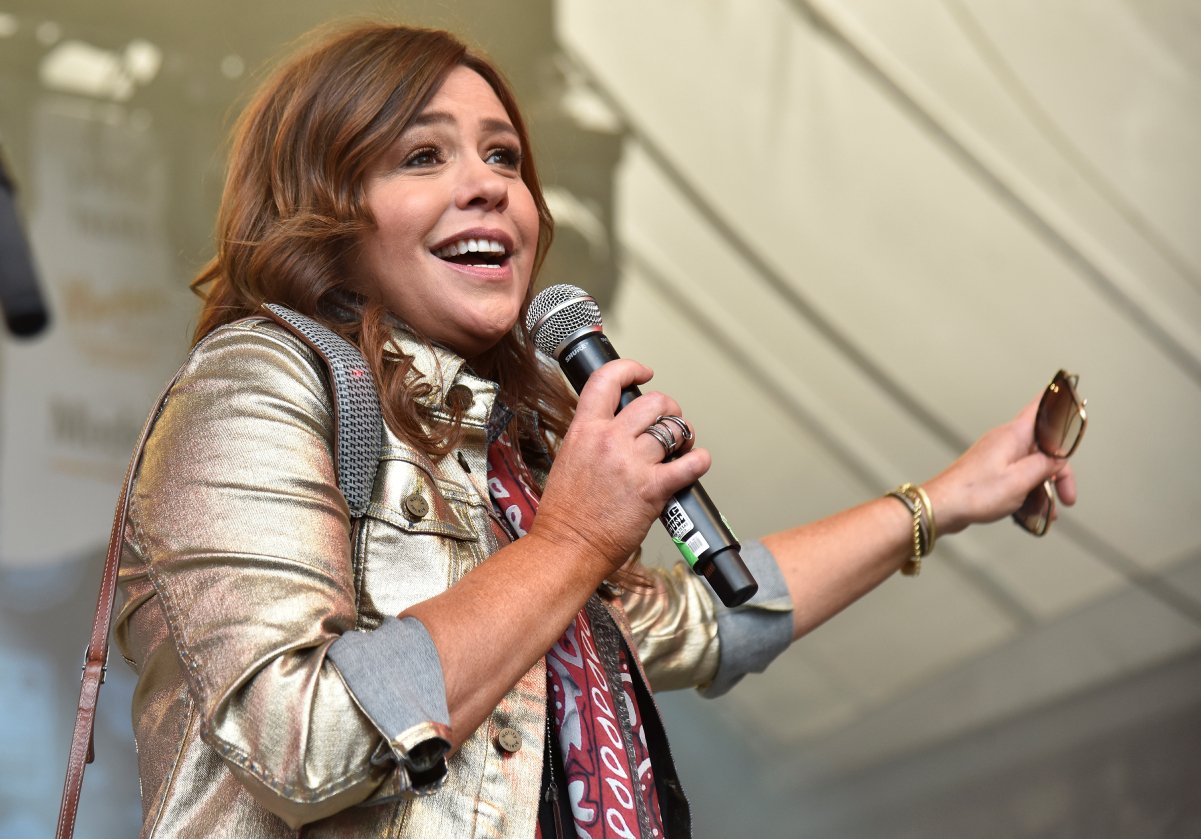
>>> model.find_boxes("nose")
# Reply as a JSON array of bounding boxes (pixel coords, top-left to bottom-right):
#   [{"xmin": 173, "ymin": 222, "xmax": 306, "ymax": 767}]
[{"xmin": 454, "ymin": 156, "xmax": 509, "ymax": 213}]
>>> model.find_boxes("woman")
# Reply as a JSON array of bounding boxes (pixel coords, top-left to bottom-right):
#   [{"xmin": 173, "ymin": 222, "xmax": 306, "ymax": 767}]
[{"xmin": 112, "ymin": 21, "xmax": 1076, "ymax": 839}]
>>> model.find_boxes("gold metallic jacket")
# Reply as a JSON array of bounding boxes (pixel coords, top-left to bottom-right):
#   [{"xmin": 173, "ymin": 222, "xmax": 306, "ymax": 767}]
[{"xmin": 114, "ymin": 319, "xmax": 722, "ymax": 837}]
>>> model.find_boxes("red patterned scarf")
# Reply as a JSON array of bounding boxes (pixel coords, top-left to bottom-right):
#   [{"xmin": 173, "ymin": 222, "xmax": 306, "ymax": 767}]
[{"xmin": 485, "ymin": 435, "xmax": 664, "ymax": 838}]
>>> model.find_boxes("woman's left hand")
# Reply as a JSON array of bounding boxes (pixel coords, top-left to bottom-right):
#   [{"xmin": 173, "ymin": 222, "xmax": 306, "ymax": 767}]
[{"xmin": 924, "ymin": 394, "xmax": 1077, "ymax": 537}]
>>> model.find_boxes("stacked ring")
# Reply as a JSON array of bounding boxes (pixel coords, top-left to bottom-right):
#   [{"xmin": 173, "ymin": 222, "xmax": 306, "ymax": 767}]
[
  {"xmin": 644, "ymin": 423, "xmax": 677, "ymax": 457},
  {"xmin": 642, "ymin": 414, "xmax": 692, "ymax": 459},
  {"xmin": 656, "ymin": 415, "xmax": 693, "ymax": 442}
]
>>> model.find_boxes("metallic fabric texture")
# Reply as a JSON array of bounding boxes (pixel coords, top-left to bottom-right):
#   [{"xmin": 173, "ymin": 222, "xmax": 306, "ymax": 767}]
[{"xmin": 113, "ymin": 319, "xmax": 722, "ymax": 837}]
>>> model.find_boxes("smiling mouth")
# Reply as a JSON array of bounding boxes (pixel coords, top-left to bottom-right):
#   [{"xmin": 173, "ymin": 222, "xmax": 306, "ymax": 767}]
[{"xmin": 432, "ymin": 237, "xmax": 510, "ymax": 268}]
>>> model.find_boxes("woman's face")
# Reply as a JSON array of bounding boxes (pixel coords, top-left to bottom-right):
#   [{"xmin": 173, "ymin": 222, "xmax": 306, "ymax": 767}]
[{"xmin": 357, "ymin": 66, "xmax": 540, "ymax": 359}]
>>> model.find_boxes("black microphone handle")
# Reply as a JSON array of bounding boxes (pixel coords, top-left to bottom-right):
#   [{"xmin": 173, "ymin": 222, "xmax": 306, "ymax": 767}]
[{"xmin": 557, "ymin": 331, "xmax": 758, "ymax": 607}]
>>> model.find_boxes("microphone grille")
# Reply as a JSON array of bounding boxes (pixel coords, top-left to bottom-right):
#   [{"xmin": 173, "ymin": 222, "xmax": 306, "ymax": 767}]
[{"xmin": 525, "ymin": 284, "xmax": 603, "ymax": 358}]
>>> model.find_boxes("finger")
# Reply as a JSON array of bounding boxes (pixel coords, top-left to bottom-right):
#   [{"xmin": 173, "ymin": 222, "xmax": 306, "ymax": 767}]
[
  {"xmin": 1052, "ymin": 463, "xmax": 1078, "ymax": 507},
  {"xmin": 613, "ymin": 391, "xmax": 683, "ymax": 436},
  {"xmin": 574, "ymin": 360, "xmax": 654, "ymax": 419},
  {"xmin": 656, "ymin": 414, "xmax": 695, "ymax": 448},
  {"xmin": 635, "ymin": 411, "xmax": 697, "ymax": 462},
  {"xmin": 1011, "ymin": 450, "xmax": 1050, "ymax": 487},
  {"xmin": 1010, "ymin": 450, "xmax": 1063, "ymax": 500},
  {"xmin": 638, "ymin": 422, "xmax": 676, "ymax": 462},
  {"xmin": 654, "ymin": 446, "xmax": 712, "ymax": 493}
]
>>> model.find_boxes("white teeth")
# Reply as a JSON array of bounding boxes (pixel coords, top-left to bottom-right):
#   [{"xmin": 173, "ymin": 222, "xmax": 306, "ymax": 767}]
[{"xmin": 434, "ymin": 238, "xmax": 508, "ymax": 259}]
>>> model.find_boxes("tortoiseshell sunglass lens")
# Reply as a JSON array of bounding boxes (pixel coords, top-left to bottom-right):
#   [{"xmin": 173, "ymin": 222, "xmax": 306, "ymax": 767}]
[
  {"xmin": 1014, "ymin": 481, "xmax": 1054, "ymax": 537},
  {"xmin": 1035, "ymin": 371, "xmax": 1086, "ymax": 459},
  {"xmin": 1014, "ymin": 370, "xmax": 1086, "ymax": 535}
]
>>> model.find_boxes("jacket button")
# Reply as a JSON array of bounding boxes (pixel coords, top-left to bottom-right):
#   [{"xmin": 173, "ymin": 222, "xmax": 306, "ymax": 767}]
[
  {"xmin": 445, "ymin": 384, "xmax": 474, "ymax": 410},
  {"xmin": 496, "ymin": 727, "xmax": 522, "ymax": 753},
  {"xmin": 402, "ymin": 493, "xmax": 429, "ymax": 520}
]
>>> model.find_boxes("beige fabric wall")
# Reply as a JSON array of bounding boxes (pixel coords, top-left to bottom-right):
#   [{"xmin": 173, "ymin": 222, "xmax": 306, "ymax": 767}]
[{"xmin": 1, "ymin": 1, "xmax": 1198, "ymax": 835}]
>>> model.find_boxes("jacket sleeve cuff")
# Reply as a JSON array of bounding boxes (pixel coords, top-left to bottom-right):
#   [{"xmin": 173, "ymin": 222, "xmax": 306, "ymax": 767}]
[
  {"xmin": 699, "ymin": 539, "xmax": 794, "ymax": 698},
  {"xmin": 328, "ymin": 616, "xmax": 452, "ymax": 793}
]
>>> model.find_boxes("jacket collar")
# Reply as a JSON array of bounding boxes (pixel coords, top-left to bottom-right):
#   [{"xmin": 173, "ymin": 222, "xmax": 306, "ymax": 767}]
[{"xmin": 387, "ymin": 328, "xmax": 500, "ymax": 437}]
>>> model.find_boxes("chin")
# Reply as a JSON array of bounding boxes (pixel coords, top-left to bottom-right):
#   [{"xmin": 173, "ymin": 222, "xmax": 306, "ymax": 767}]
[{"xmin": 446, "ymin": 321, "xmax": 516, "ymax": 360}]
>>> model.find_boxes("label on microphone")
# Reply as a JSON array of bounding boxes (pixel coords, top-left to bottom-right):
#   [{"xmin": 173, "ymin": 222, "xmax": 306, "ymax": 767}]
[
  {"xmin": 672, "ymin": 542, "xmax": 701, "ymax": 568},
  {"xmin": 661, "ymin": 501, "xmax": 693, "ymax": 541},
  {"xmin": 684, "ymin": 532, "xmax": 710, "ymax": 558},
  {"xmin": 664, "ymin": 501, "xmax": 710, "ymax": 567}
]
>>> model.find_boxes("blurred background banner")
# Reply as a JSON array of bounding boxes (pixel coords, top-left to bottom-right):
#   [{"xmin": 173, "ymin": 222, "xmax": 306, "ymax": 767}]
[
  {"xmin": 1, "ymin": 1, "xmax": 1198, "ymax": 837},
  {"xmin": 1, "ymin": 96, "xmax": 187, "ymax": 565}
]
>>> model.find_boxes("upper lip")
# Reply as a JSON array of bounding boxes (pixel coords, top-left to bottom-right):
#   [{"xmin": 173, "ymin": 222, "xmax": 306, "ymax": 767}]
[{"xmin": 430, "ymin": 228, "xmax": 514, "ymax": 259}]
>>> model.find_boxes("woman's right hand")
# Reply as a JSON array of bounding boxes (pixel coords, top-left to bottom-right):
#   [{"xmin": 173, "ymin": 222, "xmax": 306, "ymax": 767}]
[{"xmin": 528, "ymin": 359, "xmax": 712, "ymax": 579}]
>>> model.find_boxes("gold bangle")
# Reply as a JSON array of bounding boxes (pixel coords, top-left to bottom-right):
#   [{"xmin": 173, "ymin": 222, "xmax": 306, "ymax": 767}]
[
  {"xmin": 887, "ymin": 484, "xmax": 933, "ymax": 576},
  {"xmin": 912, "ymin": 484, "xmax": 937, "ymax": 551},
  {"xmin": 903, "ymin": 484, "xmax": 924, "ymax": 575}
]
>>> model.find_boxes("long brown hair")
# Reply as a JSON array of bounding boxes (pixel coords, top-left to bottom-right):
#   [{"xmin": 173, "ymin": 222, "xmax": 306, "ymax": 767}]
[{"xmin": 191, "ymin": 22, "xmax": 573, "ymax": 458}]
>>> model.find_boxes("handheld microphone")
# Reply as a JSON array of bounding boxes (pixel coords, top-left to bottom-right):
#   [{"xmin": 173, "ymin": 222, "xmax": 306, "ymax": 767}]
[
  {"xmin": 526, "ymin": 284, "xmax": 757, "ymax": 608},
  {"xmin": 0, "ymin": 150, "xmax": 49, "ymax": 338}
]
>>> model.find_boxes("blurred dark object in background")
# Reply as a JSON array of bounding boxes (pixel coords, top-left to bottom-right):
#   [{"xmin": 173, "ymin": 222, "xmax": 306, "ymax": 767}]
[{"xmin": 0, "ymin": 143, "xmax": 49, "ymax": 338}]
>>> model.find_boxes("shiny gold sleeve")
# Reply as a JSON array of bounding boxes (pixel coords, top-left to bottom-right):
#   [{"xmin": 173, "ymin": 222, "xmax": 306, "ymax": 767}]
[
  {"xmin": 619, "ymin": 561, "xmax": 722, "ymax": 692},
  {"xmin": 123, "ymin": 321, "xmax": 397, "ymax": 826}
]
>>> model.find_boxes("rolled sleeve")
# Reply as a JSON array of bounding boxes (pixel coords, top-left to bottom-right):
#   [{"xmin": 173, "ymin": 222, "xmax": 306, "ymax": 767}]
[
  {"xmin": 125, "ymin": 321, "xmax": 434, "ymax": 826},
  {"xmin": 699, "ymin": 539, "xmax": 794, "ymax": 697},
  {"xmin": 328, "ymin": 616, "xmax": 451, "ymax": 791}
]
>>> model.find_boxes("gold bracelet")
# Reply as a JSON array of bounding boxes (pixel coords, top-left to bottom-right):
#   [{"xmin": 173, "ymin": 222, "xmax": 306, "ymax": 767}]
[
  {"xmin": 887, "ymin": 483, "xmax": 933, "ymax": 576},
  {"xmin": 903, "ymin": 484, "xmax": 925, "ymax": 576},
  {"xmin": 912, "ymin": 484, "xmax": 937, "ymax": 551}
]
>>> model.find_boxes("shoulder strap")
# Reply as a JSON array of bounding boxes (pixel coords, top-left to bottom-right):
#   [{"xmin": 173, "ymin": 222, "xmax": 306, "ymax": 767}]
[
  {"xmin": 55, "ymin": 366, "xmax": 176, "ymax": 839},
  {"xmin": 56, "ymin": 305, "xmax": 383, "ymax": 838},
  {"xmin": 261, "ymin": 304, "xmax": 383, "ymax": 516}
]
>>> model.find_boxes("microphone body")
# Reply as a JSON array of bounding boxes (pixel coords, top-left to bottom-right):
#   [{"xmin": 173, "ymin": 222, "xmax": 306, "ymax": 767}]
[{"xmin": 531, "ymin": 288, "xmax": 758, "ymax": 607}]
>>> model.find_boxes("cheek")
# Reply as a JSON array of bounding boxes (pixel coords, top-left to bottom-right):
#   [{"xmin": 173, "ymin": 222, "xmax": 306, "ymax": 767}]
[
  {"xmin": 509, "ymin": 179, "xmax": 539, "ymax": 237},
  {"xmin": 371, "ymin": 205, "xmax": 419, "ymax": 255},
  {"xmin": 366, "ymin": 184, "xmax": 442, "ymax": 250}
]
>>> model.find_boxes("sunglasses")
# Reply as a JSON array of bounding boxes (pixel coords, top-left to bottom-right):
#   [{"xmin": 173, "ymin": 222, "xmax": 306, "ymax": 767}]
[{"xmin": 1012, "ymin": 370, "xmax": 1087, "ymax": 536}]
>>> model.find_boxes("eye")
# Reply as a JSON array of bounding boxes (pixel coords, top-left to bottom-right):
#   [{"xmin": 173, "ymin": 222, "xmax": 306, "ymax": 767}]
[
  {"xmin": 485, "ymin": 145, "xmax": 522, "ymax": 169},
  {"xmin": 402, "ymin": 146, "xmax": 443, "ymax": 168}
]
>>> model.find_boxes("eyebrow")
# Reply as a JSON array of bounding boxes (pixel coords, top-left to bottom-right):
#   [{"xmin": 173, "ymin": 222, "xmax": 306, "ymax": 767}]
[{"xmin": 408, "ymin": 111, "xmax": 518, "ymax": 137}]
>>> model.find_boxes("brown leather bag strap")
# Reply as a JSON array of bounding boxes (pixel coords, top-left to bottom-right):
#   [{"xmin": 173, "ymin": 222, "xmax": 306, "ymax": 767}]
[{"xmin": 55, "ymin": 366, "xmax": 179, "ymax": 839}]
